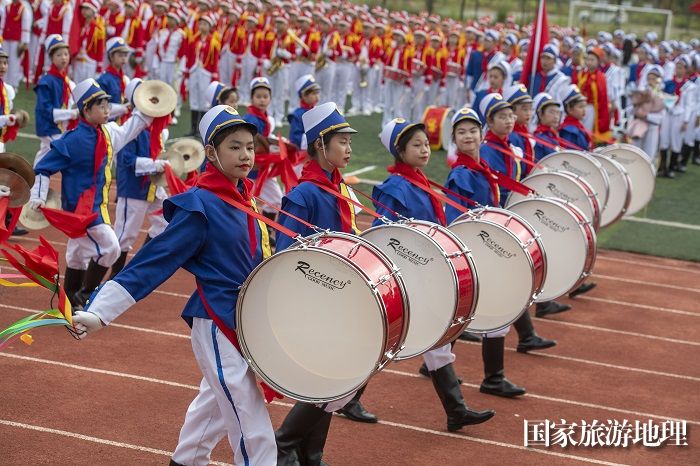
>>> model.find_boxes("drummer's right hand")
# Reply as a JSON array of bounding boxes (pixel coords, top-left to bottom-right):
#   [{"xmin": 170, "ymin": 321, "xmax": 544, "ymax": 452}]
[
  {"xmin": 154, "ymin": 159, "xmax": 171, "ymax": 173},
  {"xmin": 28, "ymin": 198, "xmax": 45, "ymax": 211}
]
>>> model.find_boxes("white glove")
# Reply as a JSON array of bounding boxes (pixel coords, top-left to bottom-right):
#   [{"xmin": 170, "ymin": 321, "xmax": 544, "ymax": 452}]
[
  {"xmin": 28, "ymin": 198, "xmax": 45, "ymax": 211},
  {"xmin": 154, "ymin": 159, "xmax": 171, "ymax": 173},
  {"xmin": 276, "ymin": 48, "xmax": 292, "ymax": 60},
  {"xmin": 6, "ymin": 114, "xmax": 16, "ymax": 126},
  {"xmin": 262, "ymin": 59, "xmax": 271, "ymax": 70},
  {"xmin": 71, "ymin": 109, "xmax": 79, "ymax": 119},
  {"xmin": 72, "ymin": 311, "xmax": 105, "ymax": 339}
]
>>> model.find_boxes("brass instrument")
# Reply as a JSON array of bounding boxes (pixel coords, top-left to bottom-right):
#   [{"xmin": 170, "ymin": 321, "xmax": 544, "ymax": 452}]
[
  {"xmin": 315, "ymin": 53, "xmax": 328, "ymax": 72},
  {"xmin": 358, "ymin": 57, "xmax": 369, "ymax": 88},
  {"xmin": 267, "ymin": 56, "xmax": 284, "ymax": 76},
  {"xmin": 287, "ymin": 28, "xmax": 311, "ymax": 54}
]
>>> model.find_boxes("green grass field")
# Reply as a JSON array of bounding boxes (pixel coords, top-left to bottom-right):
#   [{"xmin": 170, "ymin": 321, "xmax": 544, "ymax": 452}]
[{"xmin": 11, "ymin": 86, "xmax": 700, "ymax": 262}]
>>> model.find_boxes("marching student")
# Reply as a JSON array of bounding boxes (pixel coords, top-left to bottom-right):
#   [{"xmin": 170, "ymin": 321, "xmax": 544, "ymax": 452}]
[
  {"xmin": 532, "ymin": 92, "xmax": 565, "ymax": 162},
  {"xmin": 528, "ymin": 44, "xmax": 571, "ymax": 100},
  {"xmin": 0, "ymin": 0, "xmax": 32, "ymax": 88},
  {"xmin": 29, "ymin": 78, "xmax": 153, "ymax": 306},
  {"xmin": 472, "ymin": 58, "xmax": 510, "ymax": 122},
  {"xmin": 108, "ymin": 78, "xmax": 169, "ymax": 278},
  {"xmin": 73, "ymin": 0, "xmax": 106, "ymax": 84},
  {"xmin": 33, "ymin": 34, "xmax": 78, "ymax": 166},
  {"xmin": 577, "ymin": 47, "xmax": 613, "ymax": 144},
  {"xmin": 287, "ymin": 74, "xmax": 320, "ymax": 149},
  {"xmin": 627, "ymin": 65, "xmax": 665, "ymax": 163},
  {"xmin": 371, "ymin": 116, "xmax": 498, "ymax": 417},
  {"xmin": 205, "ymin": 80, "xmax": 238, "ymax": 110},
  {"xmin": 70, "ymin": 105, "xmax": 277, "ymax": 466},
  {"xmin": 559, "ymin": 84, "xmax": 593, "ymax": 151},
  {"xmin": 275, "ymin": 102, "xmax": 374, "ymax": 465},
  {"xmin": 660, "ymin": 54, "xmax": 696, "ymax": 178},
  {"xmin": 97, "ymin": 37, "xmax": 131, "ymax": 122}
]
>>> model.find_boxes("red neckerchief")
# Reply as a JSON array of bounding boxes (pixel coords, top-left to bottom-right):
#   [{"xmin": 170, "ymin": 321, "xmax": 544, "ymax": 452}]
[
  {"xmin": 160, "ymin": 28, "xmax": 172, "ymax": 58},
  {"xmin": 299, "ymin": 159, "xmax": 352, "ymax": 233},
  {"xmin": 451, "ymin": 152, "xmax": 499, "ymax": 206},
  {"xmin": 538, "ymin": 70, "xmax": 548, "ymax": 92},
  {"xmin": 600, "ymin": 63, "xmax": 610, "ymax": 73},
  {"xmin": 483, "ymin": 130, "xmax": 514, "ymax": 178},
  {"xmin": 560, "ymin": 115, "xmax": 592, "ymax": 150},
  {"xmin": 635, "ymin": 62, "xmax": 646, "ymax": 82},
  {"xmin": 299, "ymin": 99, "xmax": 314, "ymax": 110},
  {"xmin": 106, "ymin": 65, "xmax": 126, "ymax": 96},
  {"xmin": 48, "ymin": 64, "xmax": 71, "ymax": 108},
  {"xmin": 195, "ymin": 163, "xmax": 258, "ymax": 258},
  {"xmin": 672, "ymin": 77, "xmax": 688, "ymax": 97},
  {"xmin": 246, "ymin": 105, "xmax": 270, "ymax": 137},
  {"xmin": 481, "ymin": 49, "xmax": 495, "ymax": 74},
  {"xmin": 387, "ymin": 161, "xmax": 447, "ymax": 226}
]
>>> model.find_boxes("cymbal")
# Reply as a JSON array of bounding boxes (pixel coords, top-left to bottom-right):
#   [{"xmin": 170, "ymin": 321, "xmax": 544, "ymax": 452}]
[
  {"xmin": 0, "ymin": 168, "xmax": 30, "ymax": 207},
  {"xmin": 133, "ymin": 80, "xmax": 177, "ymax": 117},
  {"xmin": 14, "ymin": 109, "xmax": 30, "ymax": 128},
  {"xmin": 0, "ymin": 152, "xmax": 34, "ymax": 187},
  {"xmin": 19, "ymin": 188, "xmax": 61, "ymax": 230},
  {"xmin": 167, "ymin": 138, "xmax": 205, "ymax": 173},
  {"xmin": 151, "ymin": 153, "xmax": 185, "ymax": 187}
]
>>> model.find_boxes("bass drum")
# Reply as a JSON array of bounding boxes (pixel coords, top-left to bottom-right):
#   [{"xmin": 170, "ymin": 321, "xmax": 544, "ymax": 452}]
[
  {"xmin": 508, "ymin": 197, "xmax": 597, "ymax": 301},
  {"xmin": 236, "ymin": 233, "xmax": 409, "ymax": 403},
  {"xmin": 528, "ymin": 150, "xmax": 610, "ymax": 212},
  {"xmin": 590, "ymin": 153, "xmax": 632, "ymax": 227},
  {"xmin": 595, "ymin": 143, "xmax": 655, "ymax": 216},
  {"xmin": 506, "ymin": 171, "xmax": 601, "ymax": 230},
  {"xmin": 361, "ymin": 221, "xmax": 478, "ymax": 359},
  {"xmin": 448, "ymin": 208, "xmax": 543, "ymax": 333},
  {"xmin": 422, "ymin": 106, "xmax": 455, "ymax": 151}
]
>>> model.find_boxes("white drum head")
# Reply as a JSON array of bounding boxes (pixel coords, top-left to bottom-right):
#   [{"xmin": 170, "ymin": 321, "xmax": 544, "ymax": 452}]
[
  {"xmin": 531, "ymin": 151, "xmax": 610, "ymax": 210},
  {"xmin": 506, "ymin": 172, "xmax": 597, "ymax": 227},
  {"xmin": 441, "ymin": 107, "xmax": 456, "ymax": 150},
  {"xmin": 237, "ymin": 249, "xmax": 385, "ymax": 402},
  {"xmin": 362, "ymin": 224, "xmax": 458, "ymax": 359},
  {"xmin": 448, "ymin": 220, "xmax": 533, "ymax": 332},
  {"xmin": 595, "ymin": 144, "xmax": 655, "ymax": 216},
  {"xmin": 590, "ymin": 153, "xmax": 631, "ymax": 227},
  {"xmin": 508, "ymin": 198, "xmax": 588, "ymax": 301}
]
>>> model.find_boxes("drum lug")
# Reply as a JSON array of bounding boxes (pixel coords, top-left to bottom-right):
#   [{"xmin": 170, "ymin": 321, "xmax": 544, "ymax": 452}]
[
  {"xmin": 376, "ymin": 349, "xmax": 400, "ymax": 371},
  {"xmin": 444, "ymin": 251, "xmax": 464, "ymax": 259}
]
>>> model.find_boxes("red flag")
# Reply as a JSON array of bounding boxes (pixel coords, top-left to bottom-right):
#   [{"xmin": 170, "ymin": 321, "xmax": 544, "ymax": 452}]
[
  {"xmin": 520, "ymin": 0, "xmax": 549, "ymax": 94},
  {"xmin": 69, "ymin": 0, "xmax": 85, "ymax": 57}
]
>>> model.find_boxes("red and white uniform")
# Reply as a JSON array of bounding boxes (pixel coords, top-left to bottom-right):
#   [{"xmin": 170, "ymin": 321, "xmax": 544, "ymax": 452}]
[{"xmin": 0, "ymin": 0, "xmax": 33, "ymax": 87}]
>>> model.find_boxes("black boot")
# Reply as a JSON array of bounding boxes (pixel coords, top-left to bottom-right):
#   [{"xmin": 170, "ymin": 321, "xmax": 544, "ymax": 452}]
[
  {"xmin": 73, "ymin": 259, "xmax": 110, "ymax": 307},
  {"xmin": 458, "ymin": 331, "xmax": 482, "ymax": 342},
  {"xmin": 693, "ymin": 141, "xmax": 700, "ymax": 165},
  {"xmin": 419, "ymin": 362, "xmax": 462, "ymax": 384},
  {"xmin": 298, "ymin": 409, "xmax": 332, "ymax": 466},
  {"xmin": 568, "ymin": 281, "xmax": 597, "ymax": 298},
  {"xmin": 480, "ymin": 336, "xmax": 526, "ymax": 398},
  {"xmin": 63, "ymin": 267, "xmax": 86, "ymax": 308},
  {"xmin": 430, "ymin": 363, "xmax": 495, "ymax": 431},
  {"xmin": 659, "ymin": 149, "xmax": 673, "ymax": 178},
  {"xmin": 665, "ymin": 151, "xmax": 678, "ymax": 178},
  {"xmin": 109, "ymin": 251, "xmax": 129, "ymax": 279},
  {"xmin": 535, "ymin": 300, "xmax": 571, "ymax": 317},
  {"xmin": 336, "ymin": 385, "xmax": 377, "ymax": 423},
  {"xmin": 679, "ymin": 144, "xmax": 691, "ymax": 173},
  {"xmin": 276, "ymin": 402, "xmax": 330, "ymax": 466},
  {"xmin": 5, "ymin": 211, "xmax": 27, "ymax": 236},
  {"xmin": 513, "ymin": 311, "xmax": 556, "ymax": 353},
  {"xmin": 168, "ymin": 460, "xmax": 186, "ymax": 466}
]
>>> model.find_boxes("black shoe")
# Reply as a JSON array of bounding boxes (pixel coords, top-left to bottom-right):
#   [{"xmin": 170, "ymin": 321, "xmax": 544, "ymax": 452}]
[
  {"xmin": 568, "ymin": 281, "xmax": 597, "ymax": 298},
  {"xmin": 73, "ymin": 259, "xmax": 109, "ymax": 307},
  {"xmin": 458, "ymin": 331, "xmax": 482, "ymax": 342},
  {"xmin": 168, "ymin": 460, "xmax": 186, "ymax": 466},
  {"xmin": 481, "ymin": 336, "xmax": 526, "ymax": 398},
  {"xmin": 276, "ymin": 402, "xmax": 331, "ymax": 466},
  {"xmin": 679, "ymin": 145, "xmax": 691, "ymax": 173},
  {"xmin": 429, "ymin": 363, "xmax": 495, "ymax": 431},
  {"xmin": 517, "ymin": 335, "xmax": 557, "ymax": 353},
  {"xmin": 109, "ymin": 250, "xmax": 129, "ymax": 279},
  {"xmin": 419, "ymin": 362, "xmax": 462, "ymax": 384},
  {"xmin": 10, "ymin": 226, "xmax": 28, "ymax": 236},
  {"xmin": 535, "ymin": 300, "xmax": 571, "ymax": 318},
  {"xmin": 336, "ymin": 392, "xmax": 377, "ymax": 424}
]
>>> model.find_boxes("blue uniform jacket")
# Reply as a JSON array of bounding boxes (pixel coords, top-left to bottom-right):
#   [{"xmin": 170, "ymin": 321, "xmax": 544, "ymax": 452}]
[
  {"xmin": 371, "ymin": 174, "xmax": 440, "ymax": 226},
  {"xmin": 113, "ymin": 186, "xmax": 267, "ymax": 329},
  {"xmin": 97, "ymin": 71, "xmax": 125, "ymax": 104},
  {"xmin": 116, "ymin": 130, "xmax": 157, "ymax": 200},
  {"xmin": 243, "ymin": 112, "xmax": 269, "ymax": 137},
  {"xmin": 559, "ymin": 124, "xmax": 589, "ymax": 151},
  {"xmin": 479, "ymin": 141, "xmax": 522, "ymax": 202},
  {"xmin": 533, "ymin": 129, "xmax": 559, "ymax": 161},
  {"xmin": 445, "ymin": 166, "xmax": 497, "ymax": 223},
  {"xmin": 34, "ymin": 73, "xmax": 68, "ymax": 137},
  {"xmin": 287, "ymin": 106, "xmax": 308, "ymax": 148}
]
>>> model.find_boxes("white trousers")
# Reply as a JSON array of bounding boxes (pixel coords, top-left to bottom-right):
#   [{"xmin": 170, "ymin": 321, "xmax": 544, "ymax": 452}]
[
  {"xmin": 268, "ymin": 66, "xmax": 288, "ymax": 124},
  {"xmin": 315, "ymin": 62, "xmax": 336, "ymax": 105},
  {"xmin": 113, "ymin": 197, "xmax": 168, "ymax": 251},
  {"xmin": 66, "ymin": 223, "xmax": 121, "ymax": 269},
  {"xmin": 219, "ymin": 49, "xmax": 234, "ymax": 89},
  {"xmin": 172, "ymin": 318, "xmax": 276, "ymax": 466},
  {"xmin": 72, "ymin": 61, "xmax": 98, "ymax": 86},
  {"xmin": 660, "ymin": 113, "xmax": 685, "ymax": 153},
  {"xmin": 422, "ymin": 343, "xmax": 456, "ymax": 371},
  {"xmin": 382, "ymin": 80, "xmax": 409, "ymax": 126},
  {"xmin": 189, "ymin": 68, "xmax": 212, "ymax": 111},
  {"xmin": 34, "ymin": 135, "xmax": 62, "ymax": 168},
  {"xmin": 633, "ymin": 125, "xmax": 660, "ymax": 163},
  {"xmin": 258, "ymin": 178, "xmax": 283, "ymax": 214},
  {"xmin": 332, "ymin": 62, "xmax": 352, "ymax": 111},
  {"xmin": 4, "ymin": 41, "xmax": 22, "ymax": 88}
]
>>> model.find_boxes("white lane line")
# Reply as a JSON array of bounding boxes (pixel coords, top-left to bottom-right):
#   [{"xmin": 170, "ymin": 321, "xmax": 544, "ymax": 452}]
[
  {"xmin": 596, "ymin": 254, "xmax": 700, "ymax": 275},
  {"xmin": 533, "ymin": 317, "xmax": 700, "ymax": 346},
  {"xmin": 344, "ymin": 165, "xmax": 377, "ymax": 177},
  {"xmin": 622, "ymin": 216, "xmax": 700, "ymax": 231},
  {"xmin": 0, "ymin": 419, "xmax": 234, "ymax": 466},
  {"xmin": 596, "ymin": 274, "xmax": 700, "ymax": 294},
  {"xmin": 382, "ymin": 369, "xmax": 699, "ymax": 427},
  {"xmin": 0, "ymin": 354, "xmax": 633, "ymax": 464},
  {"xmin": 576, "ymin": 296, "xmax": 700, "ymax": 317},
  {"xmin": 356, "ymin": 177, "xmax": 381, "ymax": 186}
]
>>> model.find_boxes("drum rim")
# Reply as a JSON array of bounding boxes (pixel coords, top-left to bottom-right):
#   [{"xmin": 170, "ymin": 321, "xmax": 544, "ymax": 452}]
[
  {"xmin": 361, "ymin": 221, "xmax": 467, "ymax": 360},
  {"xmin": 594, "ymin": 144, "xmax": 656, "ymax": 216},
  {"xmin": 235, "ymin": 239, "xmax": 403, "ymax": 403},
  {"xmin": 512, "ymin": 171, "xmax": 602, "ymax": 231},
  {"xmin": 535, "ymin": 151, "xmax": 611, "ymax": 215},
  {"xmin": 448, "ymin": 217, "xmax": 537, "ymax": 333},
  {"xmin": 590, "ymin": 153, "xmax": 633, "ymax": 227},
  {"xmin": 508, "ymin": 196, "xmax": 594, "ymax": 301}
]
